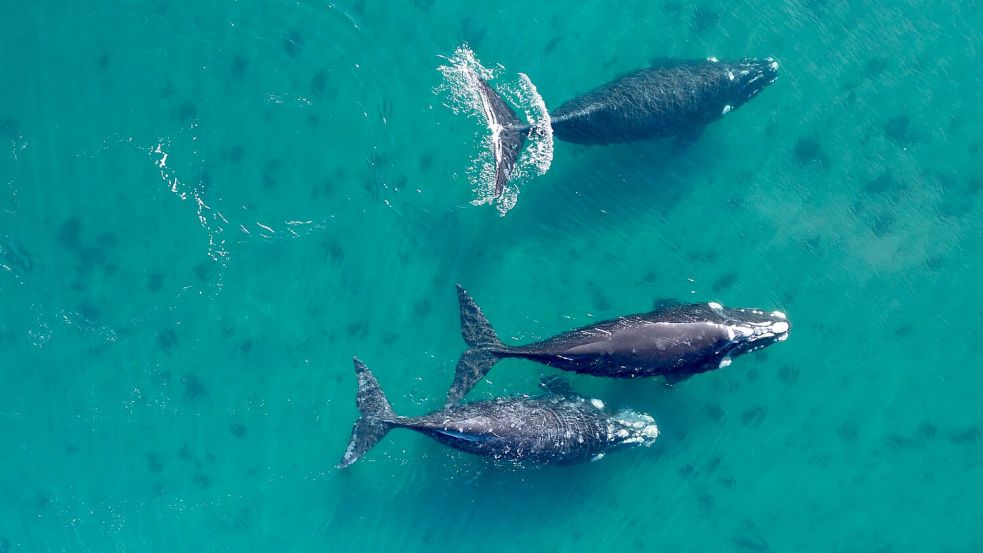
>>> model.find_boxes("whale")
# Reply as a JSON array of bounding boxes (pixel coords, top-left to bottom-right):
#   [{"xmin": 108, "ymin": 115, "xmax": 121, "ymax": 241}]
[
  {"xmin": 338, "ymin": 358, "xmax": 659, "ymax": 468},
  {"xmin": 473, "ymin": 56, "xmax": 780, "ymax": 196},
  {"xmin": 446, "ymin": 285, "xmax": 790, "ymax": 406}
]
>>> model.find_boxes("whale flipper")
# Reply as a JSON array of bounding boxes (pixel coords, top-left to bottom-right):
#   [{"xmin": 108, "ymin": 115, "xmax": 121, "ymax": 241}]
[
  {"xmin": 338, "ymin": 358, "xmax": 398, "ymax": 468},
  {"xmin": 447, "ymin": 285, "xmax": 506, "ymax": 406},
  {"xmin": 473, "ymin": 77, "xmax": 527, "ymax": 197}
]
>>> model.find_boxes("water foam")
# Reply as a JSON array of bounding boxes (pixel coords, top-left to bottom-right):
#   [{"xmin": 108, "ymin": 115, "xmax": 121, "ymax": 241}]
[{"xmin": 436, "ymin": 44, "xmax": 553, "ymax": 216}]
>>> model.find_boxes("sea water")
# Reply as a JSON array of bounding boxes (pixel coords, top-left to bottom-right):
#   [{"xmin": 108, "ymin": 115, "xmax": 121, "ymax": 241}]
[{"xmin": 1, "ymin": 1, "xmax": 981, "ymax": 551}]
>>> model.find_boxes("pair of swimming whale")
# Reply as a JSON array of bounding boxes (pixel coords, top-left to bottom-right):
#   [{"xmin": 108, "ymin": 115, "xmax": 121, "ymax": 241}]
[
  {"xmin": 340, "ymin": 286, "xmax": 790, "ymax": 468},
  {"xmin": 339, "ymin": 56, "xmax": 784, "ymax": 467}
]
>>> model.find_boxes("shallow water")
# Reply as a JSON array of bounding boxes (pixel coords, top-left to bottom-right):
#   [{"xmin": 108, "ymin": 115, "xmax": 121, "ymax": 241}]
[{"xmin": 1, "ymin": 1, "xmax": 981, "ymax": 551}]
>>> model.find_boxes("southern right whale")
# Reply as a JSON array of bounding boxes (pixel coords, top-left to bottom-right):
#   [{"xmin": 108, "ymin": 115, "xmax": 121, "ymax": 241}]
[
  {"xmin": 447, "ymin": 285, "xmax": 790, "ymax": 406},
  {"xmin": 472, "ymin": 56, "xmax": 780, "ymax": 197},
  {"xmin": 338, "ymin": 358, "xmax": 659, "ymax": 468}
]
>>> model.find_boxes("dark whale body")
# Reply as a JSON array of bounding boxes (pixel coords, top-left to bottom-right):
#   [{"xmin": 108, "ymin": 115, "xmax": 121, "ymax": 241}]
[
  {"xmin": 338, "ymin": 359, "xmax": 658, "ymax": 468},
  {"xmin": 549, "ymin": 59, "xmax": 779, "ymax": 145},
  {"xmin": 447, "ymin": 286, "xmax": 790, "ymax": 405},
  {"xmin": 477, "ymin": 57, "xmax": 780, "ymax": 195}
]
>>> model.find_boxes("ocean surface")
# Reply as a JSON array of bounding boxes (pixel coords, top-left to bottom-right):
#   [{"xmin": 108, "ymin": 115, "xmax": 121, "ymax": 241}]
[{"xmin": 1, "ymin": 1, "xmax": 981, "ymax": 551}]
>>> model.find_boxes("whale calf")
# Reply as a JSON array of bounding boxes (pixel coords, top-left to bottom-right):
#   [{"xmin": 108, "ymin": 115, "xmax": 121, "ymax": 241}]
[
  {"xmin": 472, "ymin": 56, "xmax": 779, "ymax": 196},
  {"xmin": 447, "ymin": 285, "xmax": 790, "ymax": 405},
  {"xmin": 338, "ymin": 358, "xmax": 659, "ymax": 468}
]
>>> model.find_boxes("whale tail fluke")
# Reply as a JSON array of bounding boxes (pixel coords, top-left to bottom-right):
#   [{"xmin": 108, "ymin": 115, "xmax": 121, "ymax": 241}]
[
  {"xmin": 338, "ymin": 358, "xmax": 398, "ymax": 468},
  {"xmin": 473, "ymin": 77, "xmax": 527, "ymax": 197},
  {"xmin": 436, "ymin": 45, "xmax": 553, "ymax": 214},
  {"xmin": 447, "ymin": 285, "xmax": 506, "ymax": 406},
  {"xmin": 456, "ymin": 284, "xmax": 504, "ymax": 350}
]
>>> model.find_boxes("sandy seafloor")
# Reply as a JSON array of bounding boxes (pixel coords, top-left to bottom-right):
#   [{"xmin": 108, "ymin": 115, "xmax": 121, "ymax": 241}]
[{"xmin": 1, "ymin": 1, "xmax": 981, "ymax": 551}]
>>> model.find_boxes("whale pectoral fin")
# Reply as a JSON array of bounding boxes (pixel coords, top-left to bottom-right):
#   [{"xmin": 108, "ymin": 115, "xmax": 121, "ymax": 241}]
[
  {"xmin": 663, "ymin": 373, "xmax": 692, "ymax": 386},
  {"xmin": 539, "ymin": 375, "xmax": 575, "ymax": 396},
  {"xmin": 672, "ymin": 125, "xmax": 706, "ymax": 152}
]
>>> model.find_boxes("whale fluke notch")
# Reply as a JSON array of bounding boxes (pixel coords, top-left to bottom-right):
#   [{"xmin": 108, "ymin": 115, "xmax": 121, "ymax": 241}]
[
  {"xmin": 473, "ymin": 77, "xmax": 527, "ymax": 197},
  {"xmin": 338, "ymin": 358, "xmax": 398, "ymax": 468}
]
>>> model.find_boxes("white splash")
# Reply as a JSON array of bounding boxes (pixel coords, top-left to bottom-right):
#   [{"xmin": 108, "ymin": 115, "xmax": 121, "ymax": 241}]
[
  {"xmin": 149, "ymin": 141, "xmax": 228, "ymax": 263},
  {"xmin": 436, "ymin": 44, "xmax": 553, "ymax": 216}
]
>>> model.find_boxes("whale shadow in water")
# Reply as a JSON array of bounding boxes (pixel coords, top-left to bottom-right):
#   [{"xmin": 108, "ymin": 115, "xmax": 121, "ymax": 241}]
[{"xmin": 509, "ymin": 133, "xmax": 728, "ymax": 237}]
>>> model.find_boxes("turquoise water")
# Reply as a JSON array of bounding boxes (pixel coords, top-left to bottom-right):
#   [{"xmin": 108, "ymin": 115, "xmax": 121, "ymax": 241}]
[{"xmin": 1, "ymin": 1, "xmax": 981, "ymax": 551}]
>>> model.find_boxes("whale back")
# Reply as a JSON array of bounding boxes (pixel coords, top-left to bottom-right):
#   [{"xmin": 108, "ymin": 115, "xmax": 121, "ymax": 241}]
[
  {"xmin": 550, "ymin": 59, "xmax": 775, "ymax": 145},
  {"xmin": 412, "ymin": 396, "xmax": 610, "ymax": 464}
]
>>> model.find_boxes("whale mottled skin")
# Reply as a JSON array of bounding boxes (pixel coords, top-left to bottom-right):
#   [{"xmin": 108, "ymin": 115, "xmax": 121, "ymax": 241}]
[
  {"xmin": 338, "ymin": 359, "xmax": 659, "ymax": 468},
  {"xmin": 447, "ymin": 286, "xmax": 790, "ymax": 405},
  {"xmin": 549, "ymin": 58, "xmax": 779, "ymax": 145},
  {"xmin": 476, "ymin": 57, "xmax": 780, "ymax": 195}
]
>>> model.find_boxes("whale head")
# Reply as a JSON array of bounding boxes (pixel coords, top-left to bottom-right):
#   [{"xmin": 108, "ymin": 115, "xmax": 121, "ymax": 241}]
[
  {"xmin": 705, "ymin": 302, "xmax": 790, "ymax": 365},
  {"xmin": 607, "ymin": 410, "xmax": 660, "ymax": 449},
  {"xmin": 718, "ymin": 57, "xmax": 779, "ymax": 113}
]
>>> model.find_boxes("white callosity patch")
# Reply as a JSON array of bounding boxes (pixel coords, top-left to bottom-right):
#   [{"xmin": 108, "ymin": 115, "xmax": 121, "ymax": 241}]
[
  {"xmin": 722, "ymin": 104, "xmax": 733, "ymax": 115},
  {"xmin": 728, "ymin": 314, "xmax": 791, "ymax": 344},
  {"xmin": 719, "ymin": 357, "xmax": 733, "ymax": 368},
  {"xmin": 590, "ymin": 398, "xmax": 605, "ymax": 410},
  {"xmin": 771, "ymin": 320, "xmax": 791, "ymax": 341},
  {"xmin": 708, "ymin": 302, "xmax": 723, "ymax": 311},
  {"xmin": 608, "ymin": 411, "xmax": 660, "ymax": 447}
]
